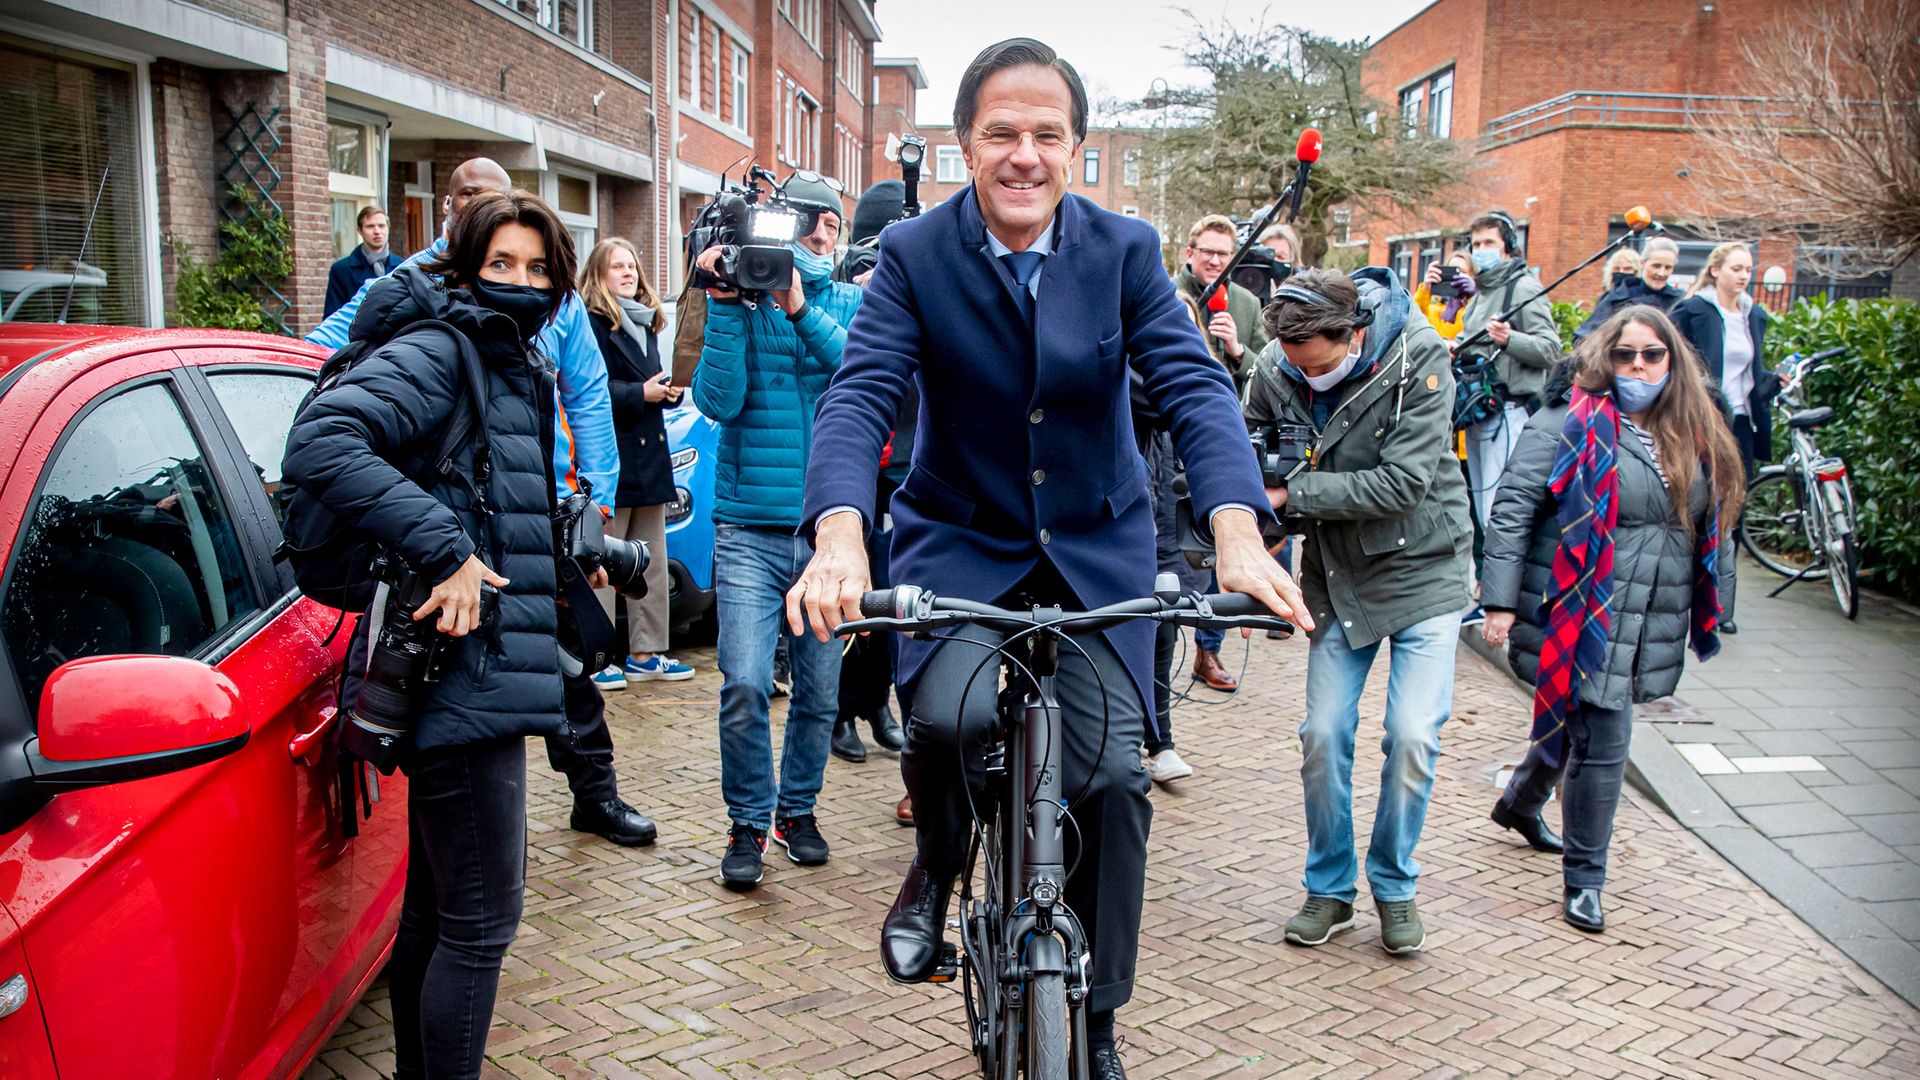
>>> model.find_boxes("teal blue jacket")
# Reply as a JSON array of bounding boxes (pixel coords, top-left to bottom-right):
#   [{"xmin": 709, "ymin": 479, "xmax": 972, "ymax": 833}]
[{"xmin": 691, "ymin": 277, "xmax": 863, "ymax": 527}]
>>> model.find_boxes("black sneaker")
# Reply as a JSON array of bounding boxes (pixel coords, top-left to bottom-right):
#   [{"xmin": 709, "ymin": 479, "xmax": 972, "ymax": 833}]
[
  {"xmin": 772, "ymin": 814, "xmax": 830, "ymax": 866},
  {"xmin": 720, "ymin": 823, "xmax": 766, "ymax": 890}
]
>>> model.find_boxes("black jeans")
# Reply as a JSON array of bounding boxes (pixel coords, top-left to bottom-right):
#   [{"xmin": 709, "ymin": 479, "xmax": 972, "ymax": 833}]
[
  {"xmin": 1498, "ymin": 700, "xmax": 1634, "ymax": 889},
  {"xmin": 903, "ymin": 564, "xmax": 1153, "ymax": 1015},
  {"xmin": 546, "ymin": 669, "xmax": 618, "ymax": 804},
  {"xmin": 390, "ymin": 736, "xmax": 527, "ymax": 1080},
  {"xmin": 1146, "ymin": 621, "xmax": 1178, "ymax": 754},
  {"xmin": 838, "ymin": 488, "xmax": 897, "ymax": 725},
  {"xmin": 1726, "ymin": 414, "xmax": 1760, "ymax": 620}
]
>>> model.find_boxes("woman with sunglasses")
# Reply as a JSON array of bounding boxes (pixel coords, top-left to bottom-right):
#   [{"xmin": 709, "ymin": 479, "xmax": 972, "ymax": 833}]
[{"xmin": 1480, "ymin": 305, "xmax": 1744, "ymax": 934}]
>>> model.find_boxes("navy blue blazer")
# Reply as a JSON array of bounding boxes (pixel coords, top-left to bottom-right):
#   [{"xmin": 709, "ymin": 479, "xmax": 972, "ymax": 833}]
[
  {"xmin": 1671, "ymin": 294, "xmax": 1775, "ymax": 461},
  {"xmin": 799, "ymin": 187, "xmax": 1272, "ymax": 715}
]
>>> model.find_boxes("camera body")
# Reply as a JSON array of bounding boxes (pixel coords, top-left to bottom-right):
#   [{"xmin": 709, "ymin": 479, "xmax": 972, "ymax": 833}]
[
  {"xmin": 685, "ymin": 166, "xmax": 838, "ymax": 296},
  {"xmin": 340, "ymin": 554, "xmax": 501, "ymax": 772},
  {"xmin": 1251, "ymin": 422, "xmax": 1314, "ymax": 490},
  {"xmin": 554, "ymin": 488, "xmax": 650, "ymax": 599}
]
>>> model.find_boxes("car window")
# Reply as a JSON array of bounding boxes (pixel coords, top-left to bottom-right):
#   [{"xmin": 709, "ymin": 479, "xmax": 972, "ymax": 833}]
[
  {"xmin": 207, "ymin": 372, "xmax": 313, "ymax": 526},
  {"xmin": 2, "ymin": 381, "xmax": 263, "ymax": 711}
]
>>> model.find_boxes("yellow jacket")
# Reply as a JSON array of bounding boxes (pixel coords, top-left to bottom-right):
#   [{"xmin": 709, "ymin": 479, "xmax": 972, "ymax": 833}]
[{"xmin": 1413, "ymin": 283, "xmax": 1465, "ymax": 340}]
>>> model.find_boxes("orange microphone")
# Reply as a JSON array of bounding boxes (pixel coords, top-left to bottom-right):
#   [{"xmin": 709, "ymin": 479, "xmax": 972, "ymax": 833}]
[{"xmin": 1624, "ymin": 205, "xmax": 1656, "ymax": 233}]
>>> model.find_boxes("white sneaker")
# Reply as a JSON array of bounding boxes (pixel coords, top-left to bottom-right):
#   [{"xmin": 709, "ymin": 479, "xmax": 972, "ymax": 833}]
[{"xmin": 1146, "ymin": 748, "xmax": 1194, "ymax": 784}]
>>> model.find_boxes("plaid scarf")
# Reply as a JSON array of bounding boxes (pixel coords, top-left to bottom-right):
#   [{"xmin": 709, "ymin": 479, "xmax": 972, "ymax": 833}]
[{"xmin": 1530, "ymin": 387, "xmax": 1722, "ymax": 767}]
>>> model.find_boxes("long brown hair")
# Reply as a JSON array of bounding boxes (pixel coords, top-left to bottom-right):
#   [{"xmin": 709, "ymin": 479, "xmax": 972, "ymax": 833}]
[
  {"xmin": 425, "ymin": 189, "xmax": 578, "ymax": 326},
  {"xmin": 579, "ymin": 237, "xmax": 665, "ymax": 333},
  {"xmin": 1683, "ymin": 241, "xmax": 1750, "ymax": 299},
  {"xmin": 1570, "ymin": 305, "xmax": 1745, "ymax": 533}
]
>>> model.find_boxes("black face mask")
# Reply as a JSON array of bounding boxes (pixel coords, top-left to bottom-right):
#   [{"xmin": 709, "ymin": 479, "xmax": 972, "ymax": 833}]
[{"xmin": 470, "ymin": 278, "xmax": 554, "ymax": 340}]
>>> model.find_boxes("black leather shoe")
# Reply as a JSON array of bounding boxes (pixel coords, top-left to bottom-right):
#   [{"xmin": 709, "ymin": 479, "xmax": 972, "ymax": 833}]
[
  {"xmin": 1091, "ymin": 1045, "xmax": 1128, "ymax": 1080},
  {"xmin": 880, "ymin": 861, "xmax": 951, "ymax": 983},
  {"xmin": 1721, "ymin": 620, "xmax": 1739, "ymax": 635},
  {"xmin": 1491, "ymin": 801, "xmax": 1563, "ymax": 854},
  {"xmin": 570, "ymin": 797, "xmax": 657, "ymax": 846},
  {"xmin": 869, "ymin": 706, "xmax": 905, "ymax": 752},
  {"xmin": 831, "ymin": 718, "xmax": 867, "ymax": 763},
  {"xmin": 1564, "ymin": 887, "xmax": 1605, "ymax": 933}
]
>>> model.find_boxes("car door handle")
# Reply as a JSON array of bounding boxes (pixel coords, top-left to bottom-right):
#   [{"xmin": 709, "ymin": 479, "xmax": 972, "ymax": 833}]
[{"xmin": 289, "ymin": 706, "xmax": 336, "ymax": 765}]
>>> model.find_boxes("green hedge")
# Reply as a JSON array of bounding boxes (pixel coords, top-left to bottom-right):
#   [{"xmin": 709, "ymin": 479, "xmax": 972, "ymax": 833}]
[{"xmin": 1764, "ymin": 297, "xmax": 1920, "ymax": 601}]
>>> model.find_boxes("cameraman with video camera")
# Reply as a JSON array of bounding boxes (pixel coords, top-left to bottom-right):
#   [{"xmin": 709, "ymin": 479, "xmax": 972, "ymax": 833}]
[
  {"xmin": 283, "ymin": 191, "xmax": 583, "ymax": 1080},
  {"xmin": 690, "ymin": 170, "xmax": 865, "ymax": 889},
  {"xmin": 1245, "ymin": 267, "xmax": 1473, "ymax": 956},
  {"xmin": 1444, "ymin": 211, "xmax": 1561, "ymax": 533}
]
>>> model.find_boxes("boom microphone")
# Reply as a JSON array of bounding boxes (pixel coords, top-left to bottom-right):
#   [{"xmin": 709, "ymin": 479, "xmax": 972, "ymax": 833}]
[{"xmin": 1286, "ymin": 128, "xmax": 1322, "ymax": 223}]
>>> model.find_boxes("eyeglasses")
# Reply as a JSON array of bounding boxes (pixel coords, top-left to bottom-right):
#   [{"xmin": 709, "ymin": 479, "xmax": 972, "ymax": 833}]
[
  {"xmin": 1191, "ymin": 246, "xmax": 1234, "ymax": 261},
  {"xmin": 786, "ymin": 169, "xmax": 845, "ymax": 193},
  {"xmin": 1608, "ymin": 346, "xmax": 1671, "ymax": 365}
]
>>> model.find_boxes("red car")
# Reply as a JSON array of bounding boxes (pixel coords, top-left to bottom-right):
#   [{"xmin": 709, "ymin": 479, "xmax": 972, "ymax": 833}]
[{"xmin": 0, "ymin": 325, "xmax": 406, "ymax": 1078}]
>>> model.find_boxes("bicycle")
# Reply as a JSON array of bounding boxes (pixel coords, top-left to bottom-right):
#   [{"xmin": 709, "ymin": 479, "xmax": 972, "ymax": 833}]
[
  {"xmin": 836, "ymin": 577, "xmax": 1290, "ymax": 1080},
  {"xmin": 1736, "ymin": 346, "xmax": 1861, "ymax": 619}
]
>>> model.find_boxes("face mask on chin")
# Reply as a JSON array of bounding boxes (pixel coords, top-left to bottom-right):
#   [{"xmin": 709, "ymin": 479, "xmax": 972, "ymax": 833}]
[
  {"xmin": 1304, "ymin": 339, "xmax": 1363, "ymax": 392},
  {"xmin": 790, "ymin": 243, "xmax": 834, "ymax": 283},
  {"xmin": 470, "ymin": 278, "xmax": 553, "ymax": 340}
]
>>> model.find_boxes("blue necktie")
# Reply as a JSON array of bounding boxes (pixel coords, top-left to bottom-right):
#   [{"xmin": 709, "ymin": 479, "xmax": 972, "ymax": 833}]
[{"xmin": 1001, "ymin": 250, "xmax": 1043, "ymax": 321}]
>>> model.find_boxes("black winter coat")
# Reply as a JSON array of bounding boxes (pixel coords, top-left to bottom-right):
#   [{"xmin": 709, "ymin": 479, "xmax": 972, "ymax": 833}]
[
  {"xmin": 589, "ymin": 311, "xmax": 675, "ymax": 507},
  {"xmin": 1671, "ymin": 293, "xmax": 1775, "ymax": 461},
  {"xmin": 284, "ymin": 265, "xmax": 564, "ymax": 749},
  {"xmin": 1481, "ymin": 364, "xmax": 1734, "ymax": 709},
  {"xmin": 1573, "ymin": 278, "xmax": 1684, "ymax": 343}
]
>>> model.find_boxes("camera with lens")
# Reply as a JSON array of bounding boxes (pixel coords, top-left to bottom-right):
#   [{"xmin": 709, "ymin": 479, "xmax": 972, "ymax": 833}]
[
  {"xmin": 1251, "ymin": 421, "xmax": 1314, "ymax": 489},
  {"xmin": 1226, "ymin": 219, "xmax": 1294, "ymax": 297},
  {"xmin": 340, "ymin": 553, "xmax": 501, "ymax": 772},
  {"xmin": 554, "ymin": 486, "xmax": 650, "ymax": 599},
  {"xmin": 684, "ymin": 165, "xmax": 840, "ymax": 296}
]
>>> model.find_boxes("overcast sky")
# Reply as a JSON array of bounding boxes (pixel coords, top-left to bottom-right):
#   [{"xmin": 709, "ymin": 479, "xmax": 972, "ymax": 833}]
[{"xmin": 875, "ymin": 0, "xmax": 1436, "ymax": 126}]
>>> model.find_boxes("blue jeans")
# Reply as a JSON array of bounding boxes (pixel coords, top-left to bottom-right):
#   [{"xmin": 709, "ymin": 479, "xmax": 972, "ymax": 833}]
[
  {"xmin": 714, "ymin": 523, "xmax": 840, "ymax": 829},
  {"xmin": 1300, "ymin": 611, "xmax": 1461, "ymax": 903}
]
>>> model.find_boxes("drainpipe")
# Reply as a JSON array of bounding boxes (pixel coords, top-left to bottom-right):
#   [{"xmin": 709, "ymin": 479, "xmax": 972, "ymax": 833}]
[{"xmin": 667, "ymin": 0, "xmax": 684, "ymax": 293}]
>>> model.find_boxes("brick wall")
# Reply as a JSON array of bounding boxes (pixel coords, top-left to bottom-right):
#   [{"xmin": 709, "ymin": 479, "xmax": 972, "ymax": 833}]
[{"xmin": 150, "ymin": 60, "xmax": 219, "ymax": 323}]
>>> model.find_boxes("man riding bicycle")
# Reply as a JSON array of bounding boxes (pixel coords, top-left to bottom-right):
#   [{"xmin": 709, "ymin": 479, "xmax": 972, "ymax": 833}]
[{"xmin": 786, "ymin": 38, "xmax": 1312, "ymax": 1079}]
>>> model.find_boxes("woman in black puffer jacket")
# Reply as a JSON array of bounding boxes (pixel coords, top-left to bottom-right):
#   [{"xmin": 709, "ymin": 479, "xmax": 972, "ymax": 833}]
[
  {"xmin": 283, "ymin": 190, "xmax": 578, "ymax": 1080},
  {"xmin": 1479, "ymin": 305, "xmax": 1744, "ymax": 936}
]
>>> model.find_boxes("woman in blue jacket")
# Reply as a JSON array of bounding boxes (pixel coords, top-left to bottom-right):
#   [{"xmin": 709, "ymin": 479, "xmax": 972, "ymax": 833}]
[{"xmin": 284, "ymin": 190, "xmax": 577, "ymax": 1080}]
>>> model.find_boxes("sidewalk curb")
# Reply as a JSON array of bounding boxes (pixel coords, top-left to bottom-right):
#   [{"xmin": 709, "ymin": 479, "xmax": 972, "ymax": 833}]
[{"xmin": 1457, "ymin": 624, "xmax": 1920, "ymax": 1008}]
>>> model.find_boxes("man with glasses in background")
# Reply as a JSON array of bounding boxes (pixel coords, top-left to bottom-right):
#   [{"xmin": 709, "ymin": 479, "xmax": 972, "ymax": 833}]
[{"xmin": 1172, "ymin": 213, "xmax": 1270, "ymax": 693}]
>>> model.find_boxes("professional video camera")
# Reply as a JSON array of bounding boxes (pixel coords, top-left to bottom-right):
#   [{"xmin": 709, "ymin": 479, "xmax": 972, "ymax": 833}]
[
  {"xmin": 554, "ymin": 483, "xmax": 649, "ymax": 599},
  {"xmin": 1251, "ymin": 421, "xmax": 1314, "ymax": 490},
  {"xmin": 340, "ymin": 553, "xmax": 501, "ymax": 772},
  {"xmin": 1226, "ymin": 219, "xmax": 1294, "ymax": 297},
  {"xmin": 684, "ymin": 165, "xmax": 841, "ymax": 296}
]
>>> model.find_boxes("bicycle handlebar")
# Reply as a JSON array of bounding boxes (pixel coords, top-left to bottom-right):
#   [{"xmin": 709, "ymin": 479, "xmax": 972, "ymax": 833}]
[{"xmin": 839, "ymin": 586, "xmax": 1295, "ymax": 638}]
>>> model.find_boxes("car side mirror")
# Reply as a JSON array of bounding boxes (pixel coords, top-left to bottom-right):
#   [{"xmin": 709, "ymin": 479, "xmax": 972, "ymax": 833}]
[{"xmin": 28, "ymin": 656, "xmax": 249, "ymax": 790}]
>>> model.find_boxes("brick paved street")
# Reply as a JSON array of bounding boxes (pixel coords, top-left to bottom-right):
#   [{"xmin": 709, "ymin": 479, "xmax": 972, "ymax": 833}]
[{"xmin": 308, "ymin": 633, "xmax": 1920, "ymax": 1078}]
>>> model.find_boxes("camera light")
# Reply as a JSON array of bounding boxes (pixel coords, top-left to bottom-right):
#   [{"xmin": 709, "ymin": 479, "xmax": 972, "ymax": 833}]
[{"xmin": 751, "ymin": 210, "xmax": 801, "ymax": 242}]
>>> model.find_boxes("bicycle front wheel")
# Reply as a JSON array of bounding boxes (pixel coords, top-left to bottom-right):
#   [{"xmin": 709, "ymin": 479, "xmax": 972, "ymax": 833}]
[
  {"xmin": 1740, "ymin": 470, "xmax": 1815, "ymax": 578},
  {"xmin": 1023, "ymin": 972, "xmax": 1069, "ymax": 1080}
]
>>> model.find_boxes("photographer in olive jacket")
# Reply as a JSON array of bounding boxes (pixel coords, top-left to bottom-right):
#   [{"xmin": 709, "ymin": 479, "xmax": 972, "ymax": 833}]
[
  {"xmin": 1244, "ymin": 268, "xmax": 1473, "ymax": 957},
  {"xmin": 283, "ymin": 190, "xmax": 578, "ymax": 1080}
]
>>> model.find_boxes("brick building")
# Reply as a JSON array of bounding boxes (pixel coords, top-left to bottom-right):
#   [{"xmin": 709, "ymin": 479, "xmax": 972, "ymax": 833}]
[
  {"xmin": 1354, "ymin": 0, "xmax": 1883, "ymax": 302},
  {"xmin": 3, "ymin": 0, "xmax": 888, "ymax": 334}
]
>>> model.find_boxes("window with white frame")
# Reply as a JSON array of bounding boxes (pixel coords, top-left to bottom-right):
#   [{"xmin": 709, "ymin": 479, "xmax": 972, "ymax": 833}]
[
  {"xmin": 327, "ymin": 108, "xmax": 384, "ymax": 260},
  {"xmin": 684, "ymin": 9, "xmax": 701, "ymax": 106},
  {"xmin": 936, "ymin": 144, "xmax": 965, "ymax": 183},
  {"xmin": 731, "ymin": 46, "xmax": 749, "ymax": 129},
  {"xmin": 779, "ymin": 73, "xmax": 793, "ymax": 162},
  {"xmin": 1123, "ymin": 148, "xmax": 1140, "ymax": 186},
  {"xmin": 798, "ymin": 93, "xmax": 819, "ymax": 169},
  {"xmin": 711, "ymin": 28, "xmax": 723, "ymax": 115},
  {"xmin": 835, "ymin": 124, "xmax": 862, "ymax": 192},
  {"xmin": 497, "ymin": 0, "xmax": 590, "ymax": 48},
  {"xmin": 839, "ymin": 28, "xmax": 864, "ymax": 100},
  {"xmin": 551, "ymin": 167, "xmax": 597, "ymax": 254},
  {"xmin": 785, "ymin": 0, "xmax": 819, "ymax": 47},
  {"xmin": 1426, "ymin": 68, "xmax": 1454, "ymax": 140},
  {"xmin": 1399, "ymin": 84, "xmax": 1421, "ymax": 138},
  {"xmin": 1083, "ymin": 148, "xmax": 1100, "ymax": 186}
]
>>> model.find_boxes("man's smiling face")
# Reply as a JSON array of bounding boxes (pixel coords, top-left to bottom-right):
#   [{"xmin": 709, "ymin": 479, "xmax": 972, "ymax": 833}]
[{"xmin": 962, "ymin": 63, "xmax": 1078, "ymax": 250}]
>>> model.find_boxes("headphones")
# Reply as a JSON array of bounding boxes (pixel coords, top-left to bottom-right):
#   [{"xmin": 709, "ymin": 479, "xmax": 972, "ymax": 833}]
[
  {"xmin": 1274, "ymin": 281, "xmax": 1380, "ymax": 331},
  {"xmin": 1482, "ymin": 210, "xmax": 1522, "ymax": 259}
]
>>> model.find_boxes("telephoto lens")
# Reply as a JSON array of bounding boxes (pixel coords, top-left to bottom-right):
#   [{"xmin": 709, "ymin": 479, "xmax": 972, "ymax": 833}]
[
  {"xmin": 598, "ymin": 536, "xmax": 650, "ymax": 600},
  {"xmin": 340, "ymin": 570, "xmax": 499, "ymax": 773}
]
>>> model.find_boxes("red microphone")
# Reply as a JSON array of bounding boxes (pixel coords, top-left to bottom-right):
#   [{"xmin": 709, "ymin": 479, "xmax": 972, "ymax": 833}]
[
  {"xmin": 1207, "ymin": 287, "xmax": 1230, "ymax": 314},
  {"xmin": 1295, "ymin": 127, "xmax": 1323, "ymax": 165},
  {"xmin": 1286, "ymin": 128, "xmax": 1322, "ymax": 221}
]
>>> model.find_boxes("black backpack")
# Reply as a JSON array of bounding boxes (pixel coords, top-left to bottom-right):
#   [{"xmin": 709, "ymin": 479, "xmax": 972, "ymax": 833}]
[{"xmin": 276, "ymin": 319, "xmax": 492, "ymax": 612}]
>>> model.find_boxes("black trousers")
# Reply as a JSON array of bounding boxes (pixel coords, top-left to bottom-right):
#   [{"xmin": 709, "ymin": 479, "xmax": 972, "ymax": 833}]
[
  {"xmin": 1146, "ymin": 621, "xmax": 1179, "ymax": 754},
  {"xmin": 902, "ymin": 564, "xmax": 1152, "ymax": 1015},
  {"xmin": 838, "ymin": 491, "xmax": 897, "ymax": 724},
  {"xmin": 546, "ymin": 669, "xmax": 618, "ymax": 803},
  {"xmin": 391, "ymin": 737, "xmax": 527, "ymax": 1080},
  {"xmin": 1498, "ymin": 700, "xmax": 1634, "ymax": 889}
]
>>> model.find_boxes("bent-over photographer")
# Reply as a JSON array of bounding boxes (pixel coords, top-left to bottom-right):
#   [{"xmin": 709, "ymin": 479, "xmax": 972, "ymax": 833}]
[
  {"xmin": 1245, "ymin": 268, "xmax": 1473, "ymax": 957},
  {"xmin": 282, "ymin": 190, "xmax": 579, "ymax": 1080}
]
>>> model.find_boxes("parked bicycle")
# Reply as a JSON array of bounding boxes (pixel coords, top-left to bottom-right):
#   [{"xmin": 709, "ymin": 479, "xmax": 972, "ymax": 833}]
[
  {"xmin": 1737, "ymin": 346, "xmax": 1861, "ymax": 619},
  {"xmin": 836, "ymin": 578, "xmax": 1290, "ymax": 1080}
]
